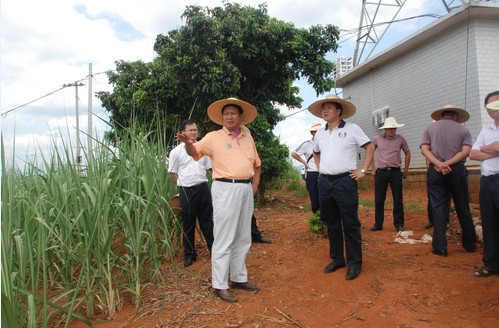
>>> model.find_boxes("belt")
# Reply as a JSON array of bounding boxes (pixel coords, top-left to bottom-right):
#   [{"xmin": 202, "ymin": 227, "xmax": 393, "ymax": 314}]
[
  {"xmin": 214, "ymin": 178, "xmax": 253, "ymax": 184},
  {"xmin": 378, "ymin": 167, "xmax": 400, "ymax": 171},
  {"xmin": 320, "ymin": 172, "xmax": 350, "ymax": 179},
  {"xmin": 179, "ymin": 182, "xmax": 208, "ymax": 190},
  {"xmin": 483, "ymin": 173, "xmax": 499, "ymax": 180}
]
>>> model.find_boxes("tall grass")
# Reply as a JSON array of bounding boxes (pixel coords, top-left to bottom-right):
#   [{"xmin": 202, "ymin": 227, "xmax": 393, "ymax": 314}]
[{"xmin": 1, "ymin": 124, "xmax": 181, "ymax": 327}]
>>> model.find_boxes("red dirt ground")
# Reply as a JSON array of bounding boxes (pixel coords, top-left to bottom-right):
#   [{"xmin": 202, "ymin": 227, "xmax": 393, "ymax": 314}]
[{"xmin": 70, "ymin": 184, "xmax": 499, "ymax": 328}]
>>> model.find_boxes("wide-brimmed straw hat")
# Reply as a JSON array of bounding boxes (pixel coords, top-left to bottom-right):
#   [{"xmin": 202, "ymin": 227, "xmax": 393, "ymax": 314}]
[
  {"xmin": 168, "ymin": 194, "xmax": 181, "ymax": 216},
  {"xmin": 486, "ymin": 100, "xmax": 499, "ymax": 110},
  {"xmin": 379, "ymin": 117, "xmax": 405, "ymax": 130},
  {"xmin": 309, "ymin": 122, "xmax": 323, "ymax": 131},
  {"xmin": 307, "ymin": 94, "xmax": 356, "ymax": 119},
  {"xmin": 431, "ymin": 104, "xmax": 470, "ymax": 123},
  {"xmin": 207, "ymin": 97, "xmax": 257, "ymax": 126}
]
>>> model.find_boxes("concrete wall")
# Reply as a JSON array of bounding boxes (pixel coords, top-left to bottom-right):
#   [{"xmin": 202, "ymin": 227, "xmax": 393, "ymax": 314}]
[{"xmin": 361, "ymin": 167, "xmax": 482, "ymax": 204}]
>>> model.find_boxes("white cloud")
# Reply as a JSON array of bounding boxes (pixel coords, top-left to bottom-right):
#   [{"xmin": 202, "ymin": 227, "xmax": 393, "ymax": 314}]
[{"xmin": 1, "ymin": 0, "xmax": 438, "ymax": 169}]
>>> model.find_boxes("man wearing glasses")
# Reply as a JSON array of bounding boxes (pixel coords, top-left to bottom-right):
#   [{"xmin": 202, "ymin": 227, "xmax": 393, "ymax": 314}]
[{"xmin": 168, "ymin": 119, "xmax": 214, "ymax": 267}]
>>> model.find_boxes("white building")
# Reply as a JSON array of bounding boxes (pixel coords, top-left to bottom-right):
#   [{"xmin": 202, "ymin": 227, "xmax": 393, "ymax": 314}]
[
  {"xmin": 335, "ymin": 2, "xmax": 499, "ymax": 169},
  {"xmin": 333, "ymin": 56, "xmax": 353, "ymax": 80}
]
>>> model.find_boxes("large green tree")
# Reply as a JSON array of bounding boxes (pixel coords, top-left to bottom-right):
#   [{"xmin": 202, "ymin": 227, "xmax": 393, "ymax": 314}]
[{"xmin": 97, "ymin": 2, "xmax": 339, "ymax": 200}]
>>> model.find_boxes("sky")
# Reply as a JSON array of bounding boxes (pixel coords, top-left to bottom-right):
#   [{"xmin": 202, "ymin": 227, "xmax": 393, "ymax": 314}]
[{"xmin": 1, "ymin": 0, "xmax": 448, "ymax": 169}]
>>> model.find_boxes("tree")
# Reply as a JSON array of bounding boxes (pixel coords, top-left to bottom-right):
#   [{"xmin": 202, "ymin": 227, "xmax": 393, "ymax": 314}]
[{"xmin": 97, "ymin": 2, "xmax": 340, "ymax": 200}]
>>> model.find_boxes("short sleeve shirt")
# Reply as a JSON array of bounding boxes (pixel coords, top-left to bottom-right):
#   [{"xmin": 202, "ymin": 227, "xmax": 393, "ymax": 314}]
[
  {"xmin": 472, "ymin": 122, "xmax": 499, "ymax": 176},
  {"xmin": 294, "ymin": 140, "xmax": 318, "ymax": 172},
  {"xmin": 193, "ymin": 127, "xmax": 261, "ymax": 179},
  {"xmin": 313, "ymin": 121, "xmax": 371, "ymax": 175},
  {"xmin": 168, "ymin": 143, "xmax": 211, "ymax": 187},
  {"xmin": 372, "ymin": 134, "xmax": 409, "ymax": 169},
  {"xmin": 420, "ymin": 118, "xmax": 472, "ymax": 161}
]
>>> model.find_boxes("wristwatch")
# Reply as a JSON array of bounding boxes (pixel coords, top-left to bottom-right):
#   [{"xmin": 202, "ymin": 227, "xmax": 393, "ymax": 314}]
[{"xmin": 360, "ymin": 169, "xmax": 366, "ymax": 174}]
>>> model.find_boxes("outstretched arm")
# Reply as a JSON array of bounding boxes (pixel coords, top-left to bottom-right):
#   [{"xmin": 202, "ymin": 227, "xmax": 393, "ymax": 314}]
[{"xmin": 175, "ymin": 132, "xmax": 198, "ymax": 157}]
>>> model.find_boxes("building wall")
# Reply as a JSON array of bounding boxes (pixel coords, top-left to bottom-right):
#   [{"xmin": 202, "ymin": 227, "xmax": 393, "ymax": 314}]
[{"xmin": 342, "ymin": 16, "xmax": 499, "ymax": 170}]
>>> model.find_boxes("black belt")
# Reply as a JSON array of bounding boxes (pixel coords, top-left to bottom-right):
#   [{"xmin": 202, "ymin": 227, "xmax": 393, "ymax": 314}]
[
  {"xmin": 483, "ymin": 173, "xmax": 499, "ymax": 180},
  {"xmin": 179, "ymin": 182, "xmax": 208, "ymax": 190},
  {"xmin": 320, "ymin": 172, "xmax": 350, "ymax": 179},
  {"xmin": 214, "ymin": 178, "xmax": 252, "ymax": 184},
  {"xmin": 378, "ymin": 167, "xmax": 400, "ymax": 171}
]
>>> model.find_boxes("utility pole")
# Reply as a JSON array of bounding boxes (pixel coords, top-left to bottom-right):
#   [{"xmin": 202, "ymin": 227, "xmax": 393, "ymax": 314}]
[
  {"xmin": 87, "ymin": 63, "xmax": 93, "ymax": 167},
  {"xmin": 63, "ymin": 82, "xmax": 85, "ymax": 166}
]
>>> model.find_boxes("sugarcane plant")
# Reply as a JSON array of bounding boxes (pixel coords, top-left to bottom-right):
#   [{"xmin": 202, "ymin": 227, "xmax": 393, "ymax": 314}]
[{"xmin": 1, "ymin": 120, "xmax": 182, "ymax": 327}]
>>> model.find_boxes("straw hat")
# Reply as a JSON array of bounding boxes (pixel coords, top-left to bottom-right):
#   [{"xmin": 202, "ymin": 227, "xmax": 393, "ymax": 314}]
[
  {"xmin": 379, "ymin": 117, "xmax": 405, "ymax": 130},
  {"xmin": 308, "ymin": 94, "xmax": 356, "ymax": 119},
  {"xmin": 431, "ymin": 104, "xmax": 470, "ymax": 123},
  {"xmin": 486, "ymin": 100, "xmax": 499, "ymax": 110},
  {"xmin": 168, "ymin": 194, "xmax": 181, "ymax": 216},
  {"xmin": 309, "ymin": 122, "xmax": 323, "ymax": 131},
  {"xmin": 207, "ymin": 98, "xmax": 257, "ymax": 126}
]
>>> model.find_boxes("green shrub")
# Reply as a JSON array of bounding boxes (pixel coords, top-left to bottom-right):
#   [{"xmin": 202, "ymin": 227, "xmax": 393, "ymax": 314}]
[{"xmin": 307, "ymin": 211, "xmax": 326, "ymax": 235}]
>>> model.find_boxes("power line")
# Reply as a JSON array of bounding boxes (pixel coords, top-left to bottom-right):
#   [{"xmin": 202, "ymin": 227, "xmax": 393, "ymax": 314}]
[
  {"xmin": 1, "ymin": 86, "xmax": 65, "ymax": 118},
  {"xmin": 1, "ymin": 70, "xmax": 112, "ymax": 118}
]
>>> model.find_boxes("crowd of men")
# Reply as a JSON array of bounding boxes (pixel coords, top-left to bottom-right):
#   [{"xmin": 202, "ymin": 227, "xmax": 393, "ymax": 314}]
[{"xmin": 169, "ymin": 91, "xmax": 499, "ymax": 302}]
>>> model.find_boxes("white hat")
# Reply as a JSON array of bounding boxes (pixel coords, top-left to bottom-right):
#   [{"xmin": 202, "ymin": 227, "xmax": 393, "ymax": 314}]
[
  {"xmin": 379, "ymin": 117, "xmax": 405, "ymax": 130},
  {"xmin": 307, "ymin": 94, "xmax": 356, "ymax": 119},
  {"xmin": 207, "ymin": 97, "xmax": 257, "ymax": 126},
  {"xmin": 309, "ymin": 122, "xmax": 323, "ymax": 131},
  {"xmin": 486, "ymin": 100, "xmax": 499, "ymax": 110},
  {"xmin": 431, "ymin": 104, "xmax": 470, "ymax": 123}
]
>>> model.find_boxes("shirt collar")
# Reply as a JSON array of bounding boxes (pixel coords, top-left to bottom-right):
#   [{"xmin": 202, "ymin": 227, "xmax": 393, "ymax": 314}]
[
  {"xmin": 222, "ymin": 126, "xmax": 244, "ymax": 136},
  {"xmin": 325, "ymin": 120, "xmax": 346, "ymax": 130}
]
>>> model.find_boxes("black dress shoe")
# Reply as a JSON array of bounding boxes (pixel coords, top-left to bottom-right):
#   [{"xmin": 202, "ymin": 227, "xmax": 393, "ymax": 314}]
[
  {"xmin": 323, "ymin": 262, "xmax": 346, "ymax": 273},
  {"xmin": 370, "ymin": 225, "xmax": 382, "ymax": 231},
  {"xmin": 214, "ymin": 289, "xmax": 237, "ymax": 302},
  {"xmin": 432, "ymin": 249, "xmax": 448, "ymax": 257},
  {"xmin": 465, "ymin": 246, "xmax": 477, "ymax": 253},
  {"xmin": 231, "ymin": 281, "xmax": 260, "ymax": 292},
  {"xmin": 424, "ymin": 223, "xmax": 433, "ymax": 229},
  {"xmin": 345, "ymin": 267, "xmax": 361, "ymax": 280},
  {"xmin": 252, "ymin": 236, "xmax": 272, "ymax": 244},
  {"xmin": 184, "ymin": 258, "xmax": 194, "ymax": 267}
]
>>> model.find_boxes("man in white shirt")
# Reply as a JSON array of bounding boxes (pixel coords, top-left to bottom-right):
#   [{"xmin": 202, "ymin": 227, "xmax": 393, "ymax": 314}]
[
  {"xmin": 168, "ymin": 119, "xmax": 214, "ymax": 267},
  {"xmin": 309, "ymin": 94, "xmax": 374, "ymax": 281},
  {"xmin": 291, "ymin": 122, "xmax": 323, "ymax": 214},
  {"xmin": 470, "ymin": 91, "xmax": 499, "ymax": 277}
]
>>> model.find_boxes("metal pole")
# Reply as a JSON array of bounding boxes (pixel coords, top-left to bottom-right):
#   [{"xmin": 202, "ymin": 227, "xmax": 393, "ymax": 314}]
[
  {"xmin": 75, "ymin": 82, "xmax": 81, "ymax": 165},
  {"xmin": 87, "ymin": 63, "xmax": 93, "ymax": 166}
]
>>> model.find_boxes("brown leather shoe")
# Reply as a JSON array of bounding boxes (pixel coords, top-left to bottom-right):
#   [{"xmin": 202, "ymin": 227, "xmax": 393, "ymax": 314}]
[
  {"xmin": 231, "ymin": 281, "xmax": 260, "ymax": 292},
  {"xmin": 214, "ymin": 289, "xmax": 237, "ymax": 302}
]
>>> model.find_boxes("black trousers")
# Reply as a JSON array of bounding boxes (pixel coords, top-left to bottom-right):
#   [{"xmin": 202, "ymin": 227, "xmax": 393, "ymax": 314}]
[
  {"xmin": 479, "ymin": 174, "xmax": 499, "ymax": 271},
  {"xmin": 318, "ymin": 174, "xmax": 362, "ymax": 268},
  {"xmin": 179, "ymin": 182, "xmax": 214, "ymax": 260},
  {"xmin": 251, "ymin": 214, "xmax": 262, "ymax": 240},
  {"xmin": 427, "ymin": 163, "xmax": 476, "ymax": 252},
  {"xmin": 305, "ymin": 171, "xmax": 320, "ymax": 213},
  {"xmin": 374, "ymin": 168, "xmax": 404, "ymax": 229}
]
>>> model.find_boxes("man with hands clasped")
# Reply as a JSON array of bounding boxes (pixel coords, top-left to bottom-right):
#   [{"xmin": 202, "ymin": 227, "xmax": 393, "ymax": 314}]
[{"xmin": 420, "ymin": 104, "xmax": 477, "ymax": 257}]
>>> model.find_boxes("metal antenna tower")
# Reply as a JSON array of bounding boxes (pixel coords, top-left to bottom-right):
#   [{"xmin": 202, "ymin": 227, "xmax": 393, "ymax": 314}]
[
  {"xmin": 353, "ymin": 0, "xmax": 408, "ymax": 67},
  {"xmin": 351, "ymin": 0, "xmax": 493, "ymax": 67}
]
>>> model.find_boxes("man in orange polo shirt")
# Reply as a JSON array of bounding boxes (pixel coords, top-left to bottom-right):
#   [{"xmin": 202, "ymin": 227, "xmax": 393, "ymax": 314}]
[{"xmin": 176, "ymin": 98, "xmax": 261, "ymax": 303}]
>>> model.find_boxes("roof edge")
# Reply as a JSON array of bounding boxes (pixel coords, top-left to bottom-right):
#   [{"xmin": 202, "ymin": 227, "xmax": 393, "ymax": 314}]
[{"xmin": 335, "ymin": 2, "xmax": 499, "ymax": 87}]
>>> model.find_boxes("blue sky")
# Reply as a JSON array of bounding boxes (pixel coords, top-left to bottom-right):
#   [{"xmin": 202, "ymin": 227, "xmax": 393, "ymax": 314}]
[{"xmin": 1, "ymin": 0, "xmax": 447, "ymax": 169}]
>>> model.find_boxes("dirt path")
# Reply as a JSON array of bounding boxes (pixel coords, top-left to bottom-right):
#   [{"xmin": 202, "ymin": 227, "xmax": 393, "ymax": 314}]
[{"xmin": 72, "ymin": 187, "xmax": 499, "ymax": 327}]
